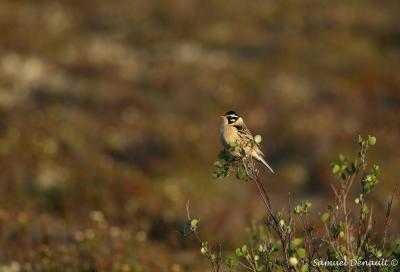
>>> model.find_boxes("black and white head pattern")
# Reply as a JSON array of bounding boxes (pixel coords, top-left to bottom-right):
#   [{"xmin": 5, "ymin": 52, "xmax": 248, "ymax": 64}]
[{"xmin": 225, "ymin": 111, "xmax": 240, "ymax": 124}]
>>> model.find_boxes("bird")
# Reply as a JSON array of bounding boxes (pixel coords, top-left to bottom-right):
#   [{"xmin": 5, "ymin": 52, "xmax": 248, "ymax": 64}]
[{"xmin": 220, "ymin": 111, "xmax": 274, "ymax": 174}]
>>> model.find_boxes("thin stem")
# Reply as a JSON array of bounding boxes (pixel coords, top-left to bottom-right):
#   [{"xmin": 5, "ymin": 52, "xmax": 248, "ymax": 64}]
[
  {"xmin": 237, "ymin": 261, "xmax": 255, "ymax": 271},
  {"xmin": 186, "ymin": 201, "xmax": 220, "ymax": 272},
  {"xmin": 253, "ymin": 176, "xmax": 291, "ymax": 272},
  {"xmin": 383, "ymin": 185, "xmax": 397, "ymax": 251}
]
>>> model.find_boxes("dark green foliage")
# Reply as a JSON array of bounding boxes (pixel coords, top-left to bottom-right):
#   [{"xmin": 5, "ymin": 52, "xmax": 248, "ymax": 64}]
[
  {"xmin": 213, "ymin": 149, "xmax": 235, "ymax": 178},
  {"xmin": 213, "ymin": 140, "xmax": 260, "ymax": 181}
]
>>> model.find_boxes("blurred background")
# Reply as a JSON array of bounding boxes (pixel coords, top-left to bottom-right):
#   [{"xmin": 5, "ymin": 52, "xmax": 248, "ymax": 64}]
[{"xmin": 0, "ymin": 0, "xmax": 399, "ymax": 271}]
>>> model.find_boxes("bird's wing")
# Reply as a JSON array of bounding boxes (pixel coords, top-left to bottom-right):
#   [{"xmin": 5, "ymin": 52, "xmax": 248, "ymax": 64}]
[
  {"xmin": 234, "ymin": 123, "xmax": 264, "ymax": 156},
  {"xmin": 234, "ymin": 123, "xmax": 253, "ymax": 139}
]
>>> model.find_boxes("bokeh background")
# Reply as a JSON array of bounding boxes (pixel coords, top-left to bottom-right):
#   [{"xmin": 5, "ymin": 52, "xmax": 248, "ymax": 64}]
[{"xmin": 0, "ymin": 0, "xmax": 399, "ymax": 271}]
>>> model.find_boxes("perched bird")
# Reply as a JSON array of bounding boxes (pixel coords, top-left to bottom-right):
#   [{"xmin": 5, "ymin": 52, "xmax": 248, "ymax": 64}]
[{"xmin": 220, "ymin": 111, "xmax": 274, "ymax": 174}]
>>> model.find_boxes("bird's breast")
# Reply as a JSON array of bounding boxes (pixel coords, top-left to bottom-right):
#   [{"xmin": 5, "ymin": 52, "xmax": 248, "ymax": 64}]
[{"xmin": 220, "ymin": 125, "xmax": 239, "ymax": 146}]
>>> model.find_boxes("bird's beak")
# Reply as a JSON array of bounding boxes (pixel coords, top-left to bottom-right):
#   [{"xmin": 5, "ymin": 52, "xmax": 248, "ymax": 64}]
[{"xmin": 220, "ymin": 115, "xmax": 224, "ymax": 119}]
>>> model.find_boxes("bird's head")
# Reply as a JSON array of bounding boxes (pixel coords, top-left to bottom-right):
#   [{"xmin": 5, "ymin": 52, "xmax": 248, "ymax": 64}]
[{"xmin": 220, "ymin": 111, "xmax": 240, "ymax": 125}]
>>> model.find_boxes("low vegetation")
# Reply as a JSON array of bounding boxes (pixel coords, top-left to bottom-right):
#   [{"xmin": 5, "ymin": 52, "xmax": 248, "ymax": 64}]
[{"xmin": 183, "ymin": 135, "xmax": 399, "ymax": 271}]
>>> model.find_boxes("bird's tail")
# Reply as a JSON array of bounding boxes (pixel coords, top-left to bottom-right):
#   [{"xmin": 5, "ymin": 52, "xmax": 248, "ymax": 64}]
[{"xmin": 259, "ymin": 157, "xmax": 275, "ymax": 174}]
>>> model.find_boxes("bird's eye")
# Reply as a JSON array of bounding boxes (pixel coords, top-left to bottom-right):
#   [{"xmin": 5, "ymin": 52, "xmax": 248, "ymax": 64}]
[{"xmin": 228, "ymin": 117, "xmax": 237, "ymax": 124}]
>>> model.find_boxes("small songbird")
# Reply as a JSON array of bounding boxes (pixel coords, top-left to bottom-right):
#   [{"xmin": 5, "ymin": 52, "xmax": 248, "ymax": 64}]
[{"xmin": 220, "ymin": 111, "xmax": 274, "ymax": 174}]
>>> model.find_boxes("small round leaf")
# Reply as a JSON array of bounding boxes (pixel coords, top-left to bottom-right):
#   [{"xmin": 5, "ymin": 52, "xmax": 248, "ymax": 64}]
[
  {"xmin": 297, "ymin": 248, "xmax": 307, "ymax": 258},
  {"xmin": 321, "ymin": 212, "xmax": 330, "ymax": 222},
  {"xmin": 368, "ymin": 136, "xmax": 377, "ymax": 146},
  {"xmin": 254, "ymin": 135, "xmax": 262, "ymax": 144},
  {"xmin": 289, "ymin": 257, "xmax": 298, "ymax": 266},
  {"xmin": 190, "ymin": 219, "xmax": 200, "ymax": 231}
]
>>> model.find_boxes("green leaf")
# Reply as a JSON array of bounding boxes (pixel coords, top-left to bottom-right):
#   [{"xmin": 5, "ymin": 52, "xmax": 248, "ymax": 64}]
[
  {"xmin": 296, "ymin": 248, "xmax": 307, "ymax": 258},
  {"xmin": 301, "ymin": 263, "xmax": 309, "ymax": 272},
  {"xmin": 225, "ymin": 256, "xmax": 236, "ymax": 267},
  {"xmin": 368, "ymin": 135, "xmax": 376, "ymax": 146},
  {"xmin": 289, "ymin": 257, "xmax": 298, "ymax": 266},
  {"xmin": 214, "ymin": 160, "xmax": 223, "ymax": 167},
  {"xmin": 190, "ymin": 219, "xmax": 199, "ymax": 231},
  {"xmin": 235, "ymin": 245, "xmax": 247, "ymax": 256},
  {"xmin": 292, "ymin": 238, "xmax": 303, "ymax": 247},
  {"xmin": 358, "ymin": 134, "xmax": 363, "ymax": 144},
  {"xmin": 254, "ymin": 135, "xmax": 262, "ymax": 144},
  {"xmin": 235, "ymin": 248, "xmax": 242, "ymax": 256},
  {"xmin": 321, "ymin": 212, "xmax": 330, "ymax": 222},
  {"xmin": 258, "ymin": 244, "xmax": 266, "ymax": 253},
  {"xmin": 339, "ymin": 154, "xmax": 347, "ymax": 163},
  {"xmin": 351, "ymin": 162, "xmax": 358, "ymax": 173},
  {"xmin": 294, "ymin": 205, "xmax": 302, "ymax": 214}
]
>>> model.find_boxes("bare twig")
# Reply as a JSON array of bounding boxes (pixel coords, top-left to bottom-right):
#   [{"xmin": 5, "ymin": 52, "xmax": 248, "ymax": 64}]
[
  {"xmin": 383, "ymin": 185, "xmax": 398, "ymax": 251},
  {"xmin": 253, "ymin": 173, "xmax": 291, "ymax": 271},
  {"xmin": 186, "ymin": 201, "xmax": 220, "ymax": 272}
]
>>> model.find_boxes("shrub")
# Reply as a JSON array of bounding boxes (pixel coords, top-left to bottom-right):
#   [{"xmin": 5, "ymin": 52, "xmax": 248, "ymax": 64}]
[{"xmin": 181, "ymin": 135, "xmax": 399, "ymax": 271}]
